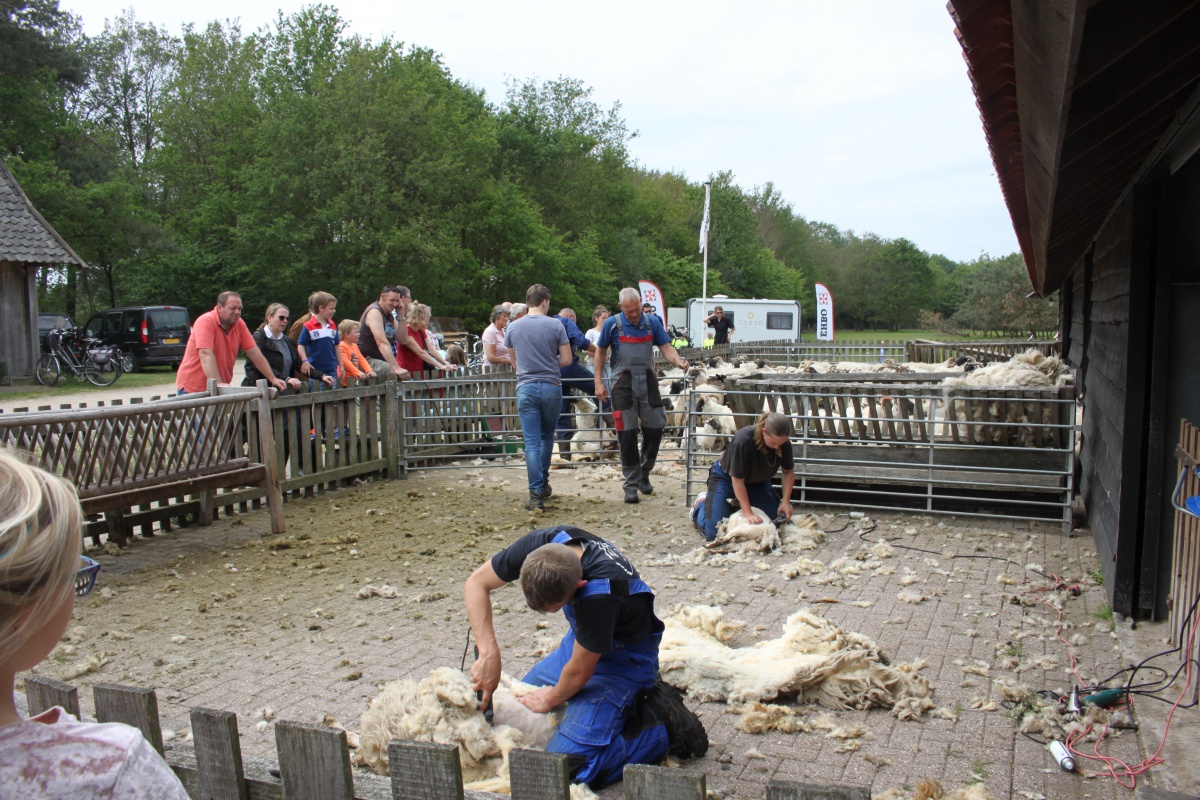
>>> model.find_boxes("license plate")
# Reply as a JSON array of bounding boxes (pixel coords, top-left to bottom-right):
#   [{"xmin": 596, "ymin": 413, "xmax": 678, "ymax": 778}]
[{"xmin": 162, "ymin": 338, "xmax": 180, "ymax": 344}]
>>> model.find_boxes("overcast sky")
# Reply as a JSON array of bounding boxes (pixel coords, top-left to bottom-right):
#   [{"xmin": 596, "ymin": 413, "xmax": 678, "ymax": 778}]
[{"xmin": 63, "ymin": 0, "xmax": 1020, "ymax": 263}]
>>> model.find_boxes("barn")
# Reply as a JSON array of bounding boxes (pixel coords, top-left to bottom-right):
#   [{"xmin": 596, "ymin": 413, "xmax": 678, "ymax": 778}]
[
  {"xmin": 948, "ymin": 0, "xmax": 1200, "ymax": 621},
  {"xmin": 0, "ymin": 158, "xmax": 86, "ymax": 384}
]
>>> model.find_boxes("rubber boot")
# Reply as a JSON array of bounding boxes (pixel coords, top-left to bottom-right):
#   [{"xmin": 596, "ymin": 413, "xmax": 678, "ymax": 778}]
[
  {"xmin": 558, "ymin": 438, "xmax": 572, "ymax": 462},
  {"xmin": 638, "ymin": 427, "xmax": 664, "ymax": 494}
]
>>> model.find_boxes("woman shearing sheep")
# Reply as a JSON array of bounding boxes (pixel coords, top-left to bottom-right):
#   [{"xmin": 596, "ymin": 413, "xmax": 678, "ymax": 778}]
[
  {"xmin": 0, "ymin": 449, "xmax": 188, "ymax": 799},
  {"xmin": 691, "ymin": 412, "xmax": 796, "ymax": 542}
]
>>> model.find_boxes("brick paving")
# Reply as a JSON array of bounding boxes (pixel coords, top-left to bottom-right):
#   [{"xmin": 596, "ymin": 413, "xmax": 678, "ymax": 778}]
[{"xmin": 26, "ymin": 464, "xmax": 1192, "ymax": 798}]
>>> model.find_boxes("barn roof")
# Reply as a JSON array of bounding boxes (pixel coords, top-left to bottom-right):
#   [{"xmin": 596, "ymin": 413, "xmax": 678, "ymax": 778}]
[
  {"xmin": 948, "ymin": 0, "xmax": 1200, "ymax": 295},
  {"xmin": 0, "ymin": 158, "xmax": 86, "ymax": 267}
]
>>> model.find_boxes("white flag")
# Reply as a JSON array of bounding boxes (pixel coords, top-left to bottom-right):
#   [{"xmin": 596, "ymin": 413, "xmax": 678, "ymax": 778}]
[
  {"xmin": 815, "ymin": 283, "xmax": 835, "ymax": 341},
  {"xmin": 698, "ymin": 183, "xmax": 711, "ymax": 253}
]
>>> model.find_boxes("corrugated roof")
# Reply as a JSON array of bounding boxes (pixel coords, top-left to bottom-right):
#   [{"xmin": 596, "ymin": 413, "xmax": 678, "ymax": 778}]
[{"xmin": 0, "ymin": 158, "xmax": 85, "ymax": 267}]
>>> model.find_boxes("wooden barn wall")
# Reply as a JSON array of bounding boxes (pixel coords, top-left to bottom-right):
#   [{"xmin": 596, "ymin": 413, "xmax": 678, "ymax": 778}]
[
  {"xmin": 1076, "ymin": 197, "xmax": 1138, "ymax": 614},
  {"xmin": 0, "ymin": 260, "xmax": 37, "ymax": 381}
]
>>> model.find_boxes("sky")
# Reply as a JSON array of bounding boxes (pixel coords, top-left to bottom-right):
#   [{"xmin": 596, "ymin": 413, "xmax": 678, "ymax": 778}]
[{"xmin": 62, "ymin": 0, "xmax": 1020, "ymax": 263}]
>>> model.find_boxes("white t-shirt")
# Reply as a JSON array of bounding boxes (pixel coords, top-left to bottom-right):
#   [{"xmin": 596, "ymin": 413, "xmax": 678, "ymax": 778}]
[{"xmin": 0, "ymin": 707, "xmax": 189, "ymax": 800}]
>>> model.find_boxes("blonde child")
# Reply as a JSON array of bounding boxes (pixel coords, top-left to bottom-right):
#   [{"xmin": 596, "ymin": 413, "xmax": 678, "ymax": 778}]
[
  {"xmin": 297, "ymin": 291, "xmax": 345, "ymax": 387},
  {"xmin": 0, "ymin": 449, "xmax": 189, "ymax": 798},
  {"xmin": 338, "ymin": 319, "xmax": 377, "ymax": 387}
]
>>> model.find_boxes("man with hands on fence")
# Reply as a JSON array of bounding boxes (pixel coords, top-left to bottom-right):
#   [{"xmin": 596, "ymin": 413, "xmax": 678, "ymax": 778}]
[
  {"xmin": 177, "ymin": 291, "xmax": 288, "ymax": 395},
  {"xmin": 465, "ymin": 524, "xmax": 706, "ymax": 789}
]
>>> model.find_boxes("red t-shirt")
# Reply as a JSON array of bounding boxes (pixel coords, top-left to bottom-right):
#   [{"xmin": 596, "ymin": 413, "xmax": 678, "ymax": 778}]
[
  {"xmin": 398, "ymin": 325, "xmax": 430, "ymax": 374},
  {"xmin": 175, "ymin": 308, "xmax": 256, "ymax": 393}
]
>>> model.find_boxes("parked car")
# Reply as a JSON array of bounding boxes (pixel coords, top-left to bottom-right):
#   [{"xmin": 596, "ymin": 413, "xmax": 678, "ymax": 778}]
[
  {"xmin": 81, "ymin": 306, "xmax": 191, "ymax": 371},
  {"xmin": 37, "ymin": 312, "xmax": 76, "ymax": 352}
]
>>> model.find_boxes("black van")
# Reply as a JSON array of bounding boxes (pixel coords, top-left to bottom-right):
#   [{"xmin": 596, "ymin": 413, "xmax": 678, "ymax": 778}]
[{"xmin": 81, "ymin": 306, "xmax": 191, "ymax": 370}]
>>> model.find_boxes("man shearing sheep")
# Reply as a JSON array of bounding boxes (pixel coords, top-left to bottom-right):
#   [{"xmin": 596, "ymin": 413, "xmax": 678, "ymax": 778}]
[{"xmin": 465, "ymin": 525, "xmax": 706, "ymax": 788}]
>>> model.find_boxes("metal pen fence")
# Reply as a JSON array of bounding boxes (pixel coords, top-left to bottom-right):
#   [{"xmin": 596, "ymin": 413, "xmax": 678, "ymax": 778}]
[
  {"xmin": 905, "ymin": 339, "xmax": 1062, "ymax": 364},
  {"xmin": 685, "ymin": 375, "xmax": 1077, "ymax": 532}
]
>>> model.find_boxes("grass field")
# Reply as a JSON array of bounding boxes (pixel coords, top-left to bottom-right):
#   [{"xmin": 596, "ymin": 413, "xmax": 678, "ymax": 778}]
[{"xmin": 794, "ymin": 329, "xmax": 1017, "ymax": 343}]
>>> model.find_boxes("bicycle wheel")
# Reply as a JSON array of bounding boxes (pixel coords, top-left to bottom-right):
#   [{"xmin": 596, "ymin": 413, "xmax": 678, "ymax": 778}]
[
  {"xmin": 85, "ymin": 357, "xmax": 120, "ymax": 386},
  {"xmin": 117, "ymin": 350, "xmax": 136, "ymax": 374},
  {"xmin": 36, "ymin": 354, "xmax": 61, "ymax": 386}
]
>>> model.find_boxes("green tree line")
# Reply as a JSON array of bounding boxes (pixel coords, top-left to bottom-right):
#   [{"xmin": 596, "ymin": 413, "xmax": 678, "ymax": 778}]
[{"xmin": 2, "ymin": 1, "xmax": 1056, "ymax": 335}]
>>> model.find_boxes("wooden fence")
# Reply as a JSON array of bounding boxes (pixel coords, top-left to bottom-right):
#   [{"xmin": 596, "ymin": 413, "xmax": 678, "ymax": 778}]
[
  {"xmin": 1172, "ymin": 419, "xmax": 1200, "ymax": 701},
  {"xmin": 905, "ymin": 338, "xmax": 1061, "ymax": 364},
  {"xmin": 20, "ymin": 676, "xmax": 869, "ymax": 800}
]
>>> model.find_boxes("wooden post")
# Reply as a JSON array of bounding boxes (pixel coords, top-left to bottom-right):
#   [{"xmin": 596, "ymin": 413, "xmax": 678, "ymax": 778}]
[
  {"xmin": 93, "ymin": 683, "xmax": 165, "ymax": 756},
  {"xmin": 105, "ymin": 508, "xmax": 129, "ymax": 546},
  {"xmin": 509, "ymin": 749, "xmax": 570, "ymax": 800},
  {"xmin": 388, "ymin": 740, "xmax": 463, "ymax": 800},
  {"xmin": 385, "ymin": 379, "xmax": 400, "ymax": 479},
  {"xmin": 766, "ymin": 780, "xmax": 871, "ymax": 800},
  {"xmin": 624, "ymin": 764, "xmax": 706, "ymax": 799},
  {"xmin": 273, "ymin": 719, "xmax": 355, "ymax": 800},
  {"xmin": 255, "ymin": 380, "xmax": 286, "ymax": 534},
  {"xmin": 24, "ymin": 674, "xmax": 80, "ymax": 719},
  {"xmin": 190, "ymin": 707, "xmax": 249, "ymax": 800}
]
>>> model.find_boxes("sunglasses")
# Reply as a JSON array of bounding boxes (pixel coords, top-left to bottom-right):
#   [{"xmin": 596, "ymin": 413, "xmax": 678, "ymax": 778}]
[
  {"xmin": 75, "ymin": 556, "xmax": 100, "ymax": 597},
  {"xmin": 276, "ymin": 315, "xmax": 289, "ymax": 321}
]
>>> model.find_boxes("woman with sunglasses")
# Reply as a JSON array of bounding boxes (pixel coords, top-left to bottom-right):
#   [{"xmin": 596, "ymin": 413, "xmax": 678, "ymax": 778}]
[
  {"xmin": 243, "ymin": 303, "xmax": 334, "ymax": 390},
  {"xmin": 0, "ymin": 449, "xmax": 189, "ymax": 798}
]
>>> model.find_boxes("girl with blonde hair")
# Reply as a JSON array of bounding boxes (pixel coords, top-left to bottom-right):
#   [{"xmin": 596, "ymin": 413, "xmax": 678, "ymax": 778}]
[{"xmin": 0, "ymin": 449, "xmax": 188, "ymax": 798}]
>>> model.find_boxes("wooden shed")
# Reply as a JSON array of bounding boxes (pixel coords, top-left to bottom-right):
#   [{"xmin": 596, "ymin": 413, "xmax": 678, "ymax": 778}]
[
  {"xmin": 948, "ymin": 0, "xmax": 1200, "ymax": 619},
  {"xmin": 0, "ymin": 158, "xmax": 86, "ymax": 384}
]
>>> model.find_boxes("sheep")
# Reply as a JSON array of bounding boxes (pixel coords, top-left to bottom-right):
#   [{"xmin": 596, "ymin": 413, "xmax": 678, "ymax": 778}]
[
  {"xmin": 566, "ymin": 396, "xmax": 614, "ymax": 461},
  {"xmin": 658, "ymin": 605, "xmax": 932, "ymax": 712},
  {"xmin": 354, "ymin": 667, "xmax": 560, "ymax": 789},
  {"xmin": 692, "ymin": 396, "xmax": 736, "ymax": 453}
]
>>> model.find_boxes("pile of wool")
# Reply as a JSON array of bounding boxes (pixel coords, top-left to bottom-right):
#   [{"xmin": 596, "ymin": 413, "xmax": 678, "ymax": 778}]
[
  {"xmin": 354, "ymin": 667, "xmax": 559, "ymax": 790},
  {"xmin": 659, "ymin": 605, "xmax": 931, "ymax": 713},
  {"xmin": 707, "ymin": 510, "xmax": 825, "ymax": 554}
]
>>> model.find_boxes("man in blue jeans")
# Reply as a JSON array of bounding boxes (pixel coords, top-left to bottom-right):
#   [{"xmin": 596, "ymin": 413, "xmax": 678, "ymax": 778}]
[{"xmin": 506, "ymin": 284, "xmax": 571, "ymax": 510}]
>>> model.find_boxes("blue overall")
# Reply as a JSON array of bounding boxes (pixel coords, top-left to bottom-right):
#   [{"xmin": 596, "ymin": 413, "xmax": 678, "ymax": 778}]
[{"xmin": 521, "ymin": 531, "xmax": 669, "ymax": 787}]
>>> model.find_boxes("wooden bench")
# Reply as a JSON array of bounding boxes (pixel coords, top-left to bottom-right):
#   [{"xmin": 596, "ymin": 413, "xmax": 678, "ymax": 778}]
[{"xmin": 0, "ymin": 380, "xmax": 284, "ymax": 544}]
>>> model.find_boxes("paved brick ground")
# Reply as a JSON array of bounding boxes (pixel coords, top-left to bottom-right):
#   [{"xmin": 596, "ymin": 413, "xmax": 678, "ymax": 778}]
[{"xmin": 24, "ymin": 465, "xmax": 1192, "ymax": 799}]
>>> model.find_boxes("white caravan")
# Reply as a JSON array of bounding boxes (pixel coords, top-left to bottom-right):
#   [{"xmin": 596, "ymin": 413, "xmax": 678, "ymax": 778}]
[{"xmin": 684, "ymin": 296, "xmax": 803, "ymax": 345}]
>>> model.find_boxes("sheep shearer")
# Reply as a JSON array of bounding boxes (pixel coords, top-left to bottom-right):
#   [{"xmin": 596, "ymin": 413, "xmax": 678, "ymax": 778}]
[
  {"xmin": 593, "ymin": 288, "xmax": 689, "ymax": 503},
  {"xmin": 692, "ymin": 412, "xmax": 796, "ymax": 542},
  {"xmin": 465, "ymin": 525, "xmax": 706, "ymax": 788}
]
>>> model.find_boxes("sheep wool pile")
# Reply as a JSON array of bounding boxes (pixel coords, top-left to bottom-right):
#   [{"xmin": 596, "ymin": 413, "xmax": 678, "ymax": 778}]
[
  {"xmin": 354, "ymin": 667, "xmax": 559, "ymax": 792},
  {"xmin": 659, "ymin": 605, "xmax": 931, "ymax": 713}
]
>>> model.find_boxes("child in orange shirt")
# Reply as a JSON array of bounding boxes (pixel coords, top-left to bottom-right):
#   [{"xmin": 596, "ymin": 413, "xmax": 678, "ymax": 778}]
[{"xmin": 338, "ymin": 319, "xmax": 377, "ymax": 387}]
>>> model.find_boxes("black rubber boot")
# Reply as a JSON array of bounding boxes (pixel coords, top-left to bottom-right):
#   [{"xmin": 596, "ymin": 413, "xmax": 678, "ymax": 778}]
[
  {"xmin": 525, "ymin": 491, "xmax": 544, "ymax": 511},
  {"xmin": 557, "ymin": 439, "xmax": 572, "ymax": 462}
]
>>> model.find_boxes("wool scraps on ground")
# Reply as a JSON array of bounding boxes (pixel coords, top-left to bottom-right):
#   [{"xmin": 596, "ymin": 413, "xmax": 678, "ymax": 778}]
[{"xmin": 659, "ymin": 605, "xmax": 932, "ymax": 716}]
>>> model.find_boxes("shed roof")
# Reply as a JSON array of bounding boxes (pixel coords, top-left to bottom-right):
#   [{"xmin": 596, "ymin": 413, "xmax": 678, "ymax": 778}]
[
  {"xmin": 948, "ymin": 0, "xmax": 1200, "ymax": 295},
  {"xmin": 0, "ymin": 158, "xmax": 86, "ymax": 267}
]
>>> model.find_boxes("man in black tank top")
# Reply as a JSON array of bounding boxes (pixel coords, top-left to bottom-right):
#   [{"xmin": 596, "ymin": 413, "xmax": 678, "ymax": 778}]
[{"xmin": 358, "ymin": 285, "xmax": 412, "ymax": 380}]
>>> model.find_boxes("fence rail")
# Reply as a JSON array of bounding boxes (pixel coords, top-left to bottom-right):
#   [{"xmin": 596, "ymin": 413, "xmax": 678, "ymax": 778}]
[
  {"xmin": 905, "ymin": 338, "xmax": 1061, "ymax": 364},
  {"xmin": 687, "ymin": 377, "xmax": 1077, "ymax": 532},
  {"xmin": 19, "ymin": 676, "xmax": 866, "ymax": 800}
]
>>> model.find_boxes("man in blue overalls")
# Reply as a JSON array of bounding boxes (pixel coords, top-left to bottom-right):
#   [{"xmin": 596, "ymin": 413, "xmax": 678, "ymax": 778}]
[
  {"xmin": 594, "ymin": 288, "xmax": 690, "ymax": 504},
  {"xmin": 465, "ymin": 525, "xmax": 706, "ymax": 788}
]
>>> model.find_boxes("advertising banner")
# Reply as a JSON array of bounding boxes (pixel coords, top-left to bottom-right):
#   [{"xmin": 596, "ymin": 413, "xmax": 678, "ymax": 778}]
[
  {"xmin": 638, "ymin": 280, "xmax": 665, "ymax": 319},
  {"xmin": 815, "ymin": 283, "xmax": 835, "ymax": 341}
]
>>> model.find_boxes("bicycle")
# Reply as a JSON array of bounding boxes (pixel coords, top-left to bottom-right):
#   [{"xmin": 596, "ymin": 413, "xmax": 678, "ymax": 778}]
[{"xmin": 36, "ymin": 328, "xmax": 122, "ymax": 387}]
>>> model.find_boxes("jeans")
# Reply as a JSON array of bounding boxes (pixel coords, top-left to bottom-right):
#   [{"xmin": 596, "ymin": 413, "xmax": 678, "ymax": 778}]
[
  {"xmin": 517, "ymin": 381, "xmax": 561, "ymax": 494},
  {"xmin": 697, "ymin": 461, "xmax": 781, "ymax": 541}
]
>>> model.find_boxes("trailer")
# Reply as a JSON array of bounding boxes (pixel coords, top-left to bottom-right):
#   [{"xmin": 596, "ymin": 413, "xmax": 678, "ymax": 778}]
[{"xmin": 685, "ymin": 296, "xmax": 803, "ymax": 345}]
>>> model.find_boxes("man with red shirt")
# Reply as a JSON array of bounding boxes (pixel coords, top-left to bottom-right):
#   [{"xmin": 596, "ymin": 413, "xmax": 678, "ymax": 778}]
[{"xmin": 176, "ymin": 292, "xmax": 288, "ymax": 394}]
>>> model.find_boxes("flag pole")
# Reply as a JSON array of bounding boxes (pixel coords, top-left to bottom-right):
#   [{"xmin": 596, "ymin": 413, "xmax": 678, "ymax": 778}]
[{"xmin": 699, "ymin": 181, "xmax": 711, "ymax": 327}]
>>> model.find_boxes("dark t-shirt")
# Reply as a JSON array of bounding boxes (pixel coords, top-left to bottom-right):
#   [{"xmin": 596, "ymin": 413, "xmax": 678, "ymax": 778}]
[
  {"xmin": 718, "ymin": 425, "xmax": 794, "ymax": 484},
  {"xmin": 708, "ymin": 316, "xmax": 734, "ymax": 344},
  {"xmin": 491, "ymin": 526, "xmax": 659, "ymax": 654}
]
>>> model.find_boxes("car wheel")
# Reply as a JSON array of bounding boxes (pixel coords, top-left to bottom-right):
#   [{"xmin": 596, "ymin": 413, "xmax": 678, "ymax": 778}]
[{"xmin": 118, "ymin": 351, "xmax": 137, "ymax": 373}]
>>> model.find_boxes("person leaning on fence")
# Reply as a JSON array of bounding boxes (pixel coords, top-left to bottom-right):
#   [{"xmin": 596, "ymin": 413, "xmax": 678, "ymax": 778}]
[
  {"xmin": 337, "ymin": 319, "xmax": 376, "ymax": 387},
  {"xmin": 358, "ymin": 285, "xmax": 412, "ymax": 381},
  {"xmin": 594, "ymin": 288, "xmax": 689, "ymax": 504},
  {"xmin": 691, "ymin": 412, "xmax": 796, "ymax": 542},
  {"xmin": 465, "ymin": 525, "xmax": 707, "ymax": 790},
  {"xmin": 0, "ymin": 449, "xmax": 190, "ymax": 799},
  {"xmin": 176, "ymin": 291, "xmax": 287, "ymax": 395},
  {"xmin": 481, "ymin": 305, "xmax": 515, "ymax": 372},
  {"xmin": 296, "ymin": 292, "xmax": 345, "ymax": 391},
  {"xmin": 243, "ymin": 303, "xmax": 332, "ymax": 391},
  {"xmin": 398, "ymin": 303, "xmax": 457, "ymax": 376}
]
